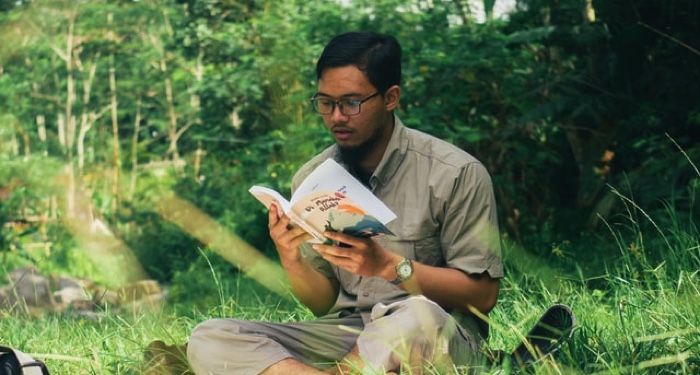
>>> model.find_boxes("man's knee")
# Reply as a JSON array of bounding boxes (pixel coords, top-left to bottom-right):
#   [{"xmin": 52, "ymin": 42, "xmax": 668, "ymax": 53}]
[
  {"xmin": 358, "ymin": 298, "xmax": 455, "ymax": 371},
  {"xmin": 391, "ymin": 297, "xmax": 452, "ymax": 336}
]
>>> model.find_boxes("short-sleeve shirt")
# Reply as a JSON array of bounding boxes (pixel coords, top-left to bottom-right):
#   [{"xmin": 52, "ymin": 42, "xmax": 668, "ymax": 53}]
[{"xmin": 292, "ymin": 116, "xmax": 503, "ymax": 334}]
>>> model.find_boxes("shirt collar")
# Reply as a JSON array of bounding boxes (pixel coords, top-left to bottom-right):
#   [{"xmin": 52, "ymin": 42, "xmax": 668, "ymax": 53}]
[
  {"xmin": 371, "ymin": 115, "xmax": 408, "ymax": 187},
  {"xmin": 332, "ymin": 114, "xmax": 408, "ymax": 188}
]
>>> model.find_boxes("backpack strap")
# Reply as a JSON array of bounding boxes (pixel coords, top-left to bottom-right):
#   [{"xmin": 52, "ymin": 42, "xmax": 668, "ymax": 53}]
[{"xmin": 0, "ymin": 346, "xmax": 50, "ymax": 375}]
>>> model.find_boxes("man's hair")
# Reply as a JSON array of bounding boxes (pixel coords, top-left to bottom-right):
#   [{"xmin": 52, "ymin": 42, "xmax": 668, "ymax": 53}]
[{"xmin": 316, "ymin": 32, "xmax": 401, "ymax": 94}]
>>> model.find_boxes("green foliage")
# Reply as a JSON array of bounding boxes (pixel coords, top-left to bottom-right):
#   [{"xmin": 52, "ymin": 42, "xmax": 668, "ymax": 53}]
[
  {"xmin": 0, "ymin": 156, "xmax": 59, "ymax": 252},
  {"xmin": 119, "ymin": 205, "xmax": 201, "ymax": 282},
  {"xmin": 0, "ymin": 3, "xmax": 698, "ymax": 374},
  {"xmin": 0, "ymin": 0, "xmax": 698, "ymax": 335},
  {"xmin": 500, "ymin": 0, "xmax": 700, "ymax": 249}
]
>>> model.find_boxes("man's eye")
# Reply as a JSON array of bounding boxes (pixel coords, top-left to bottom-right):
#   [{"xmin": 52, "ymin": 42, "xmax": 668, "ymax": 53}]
[
  {"xmin": 343, "ymin": 100, "xmax": 361, "ymax": 107},
  {"xmin": 317, "ymin": 99, "xmax": 334, "ymax": 106}
]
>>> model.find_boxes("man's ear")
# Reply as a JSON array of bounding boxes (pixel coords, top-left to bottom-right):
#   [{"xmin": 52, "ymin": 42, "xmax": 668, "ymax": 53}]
[{"xmin": 384, "ymin": 85, "xmax": 401, "ymax": 111}]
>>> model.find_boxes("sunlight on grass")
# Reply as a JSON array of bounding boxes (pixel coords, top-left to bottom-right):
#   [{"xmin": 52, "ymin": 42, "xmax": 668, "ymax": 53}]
[
  {"xmin": 1, "ymin": 3, "xmax": 698, "ymax": 373},
  {"xmin": 155, "ymin": 193, "xmax": 291, "ymax": 298}
]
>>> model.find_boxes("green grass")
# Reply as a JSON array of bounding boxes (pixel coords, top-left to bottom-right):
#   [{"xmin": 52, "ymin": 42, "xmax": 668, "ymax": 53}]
[
  {"xmin": 1, "ymin": 187, "xmax": 698, "ymax": 374},
  {"xmin": 0, "ymin": 273, "xmax": 307, "ymax": 374},
  {"xmin": 2, "ymin": 267, "xmax": 697, "ymax": 374},
  {"xmin": 1, "ymin": 254, "xmax": 697, "ymax": 374}
]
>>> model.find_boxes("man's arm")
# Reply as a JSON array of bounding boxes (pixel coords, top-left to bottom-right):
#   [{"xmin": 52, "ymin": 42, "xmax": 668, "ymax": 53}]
[
  {"xmin": 313, "ymin": 161, "xmax": 502, "ymax": 315},
  {"xmin": 410, "ymin": 262, "xmax": 499, "ymax": 314},
  {"xmin": 282, "ymin": 256, "xmax": 339, "ymax": 316},
  {"xmin": 313, "ymin": 232, "xmax": 498, "ymax": 315},
  {"xmin": 413, "ymin": 161, "xmax": 501, "ymax": 314},
  {"xmin": 269, "ymin": 205, "xmax": 339, "ymax": 316}
]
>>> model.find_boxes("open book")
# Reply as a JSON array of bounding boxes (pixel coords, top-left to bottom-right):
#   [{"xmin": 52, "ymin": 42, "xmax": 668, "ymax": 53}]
[{"xmin": 249, "ymin": 159, "xmax": 396, "ymax": 244}]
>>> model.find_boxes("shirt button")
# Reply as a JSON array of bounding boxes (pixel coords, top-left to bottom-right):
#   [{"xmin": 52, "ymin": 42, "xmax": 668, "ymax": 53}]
[{"xmin": 362, "ymin": 292, "xmax": 370, "ymax": 297}]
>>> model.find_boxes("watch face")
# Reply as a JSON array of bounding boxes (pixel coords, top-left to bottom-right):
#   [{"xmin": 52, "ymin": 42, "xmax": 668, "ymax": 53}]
[{"xmin": 397, "ymin": 261, "xmax": 412, "ymax": 279}]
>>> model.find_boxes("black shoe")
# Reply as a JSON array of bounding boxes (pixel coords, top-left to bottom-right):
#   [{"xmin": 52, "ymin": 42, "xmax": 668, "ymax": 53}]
[{"xmin": 509, "ymin": 304, "xmax": 576, "ymax": 367}]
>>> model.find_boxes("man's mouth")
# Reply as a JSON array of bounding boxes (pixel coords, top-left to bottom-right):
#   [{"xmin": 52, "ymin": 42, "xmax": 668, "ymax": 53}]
[{"xmin": 332, "ymin": 127, "xmax": 354, "ymax": 141}]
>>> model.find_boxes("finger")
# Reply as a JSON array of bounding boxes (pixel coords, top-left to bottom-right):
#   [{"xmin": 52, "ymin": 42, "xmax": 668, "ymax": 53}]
[
  {"xmin": 289, "ymin": 233, "xmax": 313, "ymax": 249},
  {"xmin": 317, "ymin": 251, "xmax": 354, "ymax": 270},
  {"xmin": 268, "ymin": 204, "xmax": 280, "ymax": 228},
  {"xmin": 313, "ymin": 243, "xmax": 353, "ymax": 259},
  {"xmin": 270, "ymin": 215, "xmax": 292, "ymax": 238},
  {"xmin": 278, "ymin": 225, "xmax": 309, "ymax": 244},
  {"xmin": 323, "ymin": 231, "xmax": 365, "ymax": 248},
  {"xmin": 269, "ymin": 204, "xmax": 287, "ymax": 229}
]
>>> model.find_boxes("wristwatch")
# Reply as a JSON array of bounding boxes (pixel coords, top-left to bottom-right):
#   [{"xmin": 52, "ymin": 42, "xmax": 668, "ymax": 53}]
[{"xmin": 390, "ymin": 258, "xmax": 414, "ymax": 285}]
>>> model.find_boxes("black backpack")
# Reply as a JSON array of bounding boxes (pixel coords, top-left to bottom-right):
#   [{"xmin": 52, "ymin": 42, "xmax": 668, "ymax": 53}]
[{"xmin": 0, "ymin": 347, "xmax": 49, "ymax": 375}]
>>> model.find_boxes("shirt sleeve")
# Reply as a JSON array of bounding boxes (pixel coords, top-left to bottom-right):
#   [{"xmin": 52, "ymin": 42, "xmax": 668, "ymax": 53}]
[
  {"xmin": 298, "ymin": 243, "xmax": 335, "ymax": 278},
  {"xmin": 440, "ymin": 162, "xmax": 504, "ymax": 278}
]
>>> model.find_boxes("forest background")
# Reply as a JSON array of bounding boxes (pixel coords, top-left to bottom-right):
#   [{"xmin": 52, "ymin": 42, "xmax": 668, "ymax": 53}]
[{"xmin": 0, "ymin": 0, "xmax": 698, "ymax": 373}]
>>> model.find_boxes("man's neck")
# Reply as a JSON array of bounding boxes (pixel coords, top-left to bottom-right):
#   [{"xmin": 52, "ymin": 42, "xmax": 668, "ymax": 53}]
[{"xmin": 356, "ymin": 115, "xmax": 395, "ymax": 175}]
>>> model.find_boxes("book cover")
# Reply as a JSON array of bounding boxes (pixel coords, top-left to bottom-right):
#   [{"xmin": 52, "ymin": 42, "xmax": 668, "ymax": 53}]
[{"xmin": 249, "ymin": 159, "xmax": 396, "ymax": 243}]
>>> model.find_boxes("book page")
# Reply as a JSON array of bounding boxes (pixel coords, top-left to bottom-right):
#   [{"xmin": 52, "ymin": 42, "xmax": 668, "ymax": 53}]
[
  {"xmin": 248, "ymin": 186, "xmax": 292, "ymax": 214},
  {"xmin": 249, "ymin": 185, "xmax": 325, "ymax": 243},
  {"xmin": 292, "ymin": 159, "xmax": 396, "ymax": 225}
]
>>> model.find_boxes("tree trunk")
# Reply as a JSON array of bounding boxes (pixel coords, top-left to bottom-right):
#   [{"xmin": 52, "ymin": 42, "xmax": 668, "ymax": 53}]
[
  {"xmin": 483, "ymin": 0, "xmax": 495, "ymax": 20},
  {"xmin": 19, "ymin": 127, "xmax": 30, "ymax": 159},
  {"xmin": 108, "ymin": 12, "xmax": 121, "ymax": 210},
  {"xmin": 584, "ymin": 0, "xmax": 596, "ymax": 22},
  {"xmin": 53, "ymin": 11, "xmax": 77, "ymax": 217},
  {"xmin": 77, "ymin": 52, "xmax": 99, "ymax": 173},
  {"xmin": 129, "ymin": 97, "xmax": 142, "ymax": 199},
  {"xmin": 57, "ymin": 113, "xmax": 66, "ymax": 151},
  {"xmin": 159, "ymin": 8, "xmax": 183, "ymax": 167},
  {"xmin": 65, "ymin": 13, "xmax": 76, "ymax": 160},
  {"xmin": 36, "ymin": 115, "xmax": 47, "ymax": 156},
  {"xmin": 452, "ymin": 0, "xmax": 472, "ymax": 25},
  {"xmin": 193, "ymin": 142, "xmax": 205, "ymax": 181},
  {"xmin": 162, "ymin": 59, "xmax": 180, "ymax": 164}
]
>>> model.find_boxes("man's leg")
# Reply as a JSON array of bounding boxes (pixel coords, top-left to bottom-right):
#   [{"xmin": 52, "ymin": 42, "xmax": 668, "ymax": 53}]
[
  {"xmin": 187, "ymin": 313, "xmax": 362, "ymax": 375},
  {"xmin": 354, "ymin": 296, "xmax": 482, "ymax": 374},
  {"xmin": 261, "ymin": 358, "xmax": 326, "ymax": 375}
]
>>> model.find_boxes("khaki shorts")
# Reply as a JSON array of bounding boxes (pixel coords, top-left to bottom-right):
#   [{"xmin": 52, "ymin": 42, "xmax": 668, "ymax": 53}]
[{"xmin": 187, "ymin": 296, "xmax": 483, "ymax": 374}]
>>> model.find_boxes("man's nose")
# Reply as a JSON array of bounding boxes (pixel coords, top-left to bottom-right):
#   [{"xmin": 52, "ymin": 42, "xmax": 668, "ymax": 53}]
[{"xmin": 331, "ymin": 103, "xmax": 349, "ymax": 122}]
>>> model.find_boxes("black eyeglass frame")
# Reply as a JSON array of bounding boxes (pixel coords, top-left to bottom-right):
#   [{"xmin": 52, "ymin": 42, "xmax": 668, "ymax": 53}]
[{"xmin": 310, "ymin": 92, "xmax": 381, "ymax": 116}]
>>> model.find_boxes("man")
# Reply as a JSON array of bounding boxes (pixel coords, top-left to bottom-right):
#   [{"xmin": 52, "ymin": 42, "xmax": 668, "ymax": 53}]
[{"xmin": 187, "ymin": 31, "xmax": 503, "ymax": 374}]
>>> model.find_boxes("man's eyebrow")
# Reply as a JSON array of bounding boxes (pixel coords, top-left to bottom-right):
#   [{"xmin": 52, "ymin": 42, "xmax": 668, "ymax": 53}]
[{"xmin": 314, "ymin": 91, "xmax": 365, "ymax": 98}]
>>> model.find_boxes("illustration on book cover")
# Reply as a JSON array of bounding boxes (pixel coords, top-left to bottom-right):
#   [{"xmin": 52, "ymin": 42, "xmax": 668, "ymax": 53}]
[
  {"xmin": 297, "ymin": 188, "xmax": 394, "ymax": 238},
  {"xmin": 249, "ymin": 159, "xmax": 396, "ymax": 243}
]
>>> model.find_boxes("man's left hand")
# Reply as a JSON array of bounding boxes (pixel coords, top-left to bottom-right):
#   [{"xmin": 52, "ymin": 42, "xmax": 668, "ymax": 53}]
[{"xmin": 312, "ymin": 231, "xmax": 400, "ymax": 280}]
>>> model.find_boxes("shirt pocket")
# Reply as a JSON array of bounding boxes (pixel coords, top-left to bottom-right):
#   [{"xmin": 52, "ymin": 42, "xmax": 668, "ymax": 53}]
[
  {"xmin": 395, "ymin": 206, "xmax": 442, "ymax": 266},
  {"xmin": 376, "ymin": 236, "xmax": 415, "ymax": 259}
]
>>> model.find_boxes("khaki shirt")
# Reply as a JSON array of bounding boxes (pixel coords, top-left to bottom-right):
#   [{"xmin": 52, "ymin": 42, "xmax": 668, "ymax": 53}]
[{"xmin": 292, "ymin": 116, "xmax": 503, "ymax": 332}]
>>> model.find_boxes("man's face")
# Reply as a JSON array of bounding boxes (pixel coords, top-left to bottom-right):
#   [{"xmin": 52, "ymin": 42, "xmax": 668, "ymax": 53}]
[{"xmin": 316, "ymin": 66, "xmax": 390, "ymax": 152}]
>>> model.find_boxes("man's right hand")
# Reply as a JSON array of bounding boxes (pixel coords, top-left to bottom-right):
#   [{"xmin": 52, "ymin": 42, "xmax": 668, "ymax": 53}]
[
  {"xmin": 268, "ymin": 204, "xmax": 339, "ymax": 316},
  {"xmin": 268, "ymin": 204, "xmax": 312, "ymax": 266}
]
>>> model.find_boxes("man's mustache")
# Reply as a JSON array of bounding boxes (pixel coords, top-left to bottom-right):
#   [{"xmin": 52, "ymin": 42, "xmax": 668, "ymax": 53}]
[{"xmin": 331, "ymin": 125, "xmax": 353, "ymax": 132}]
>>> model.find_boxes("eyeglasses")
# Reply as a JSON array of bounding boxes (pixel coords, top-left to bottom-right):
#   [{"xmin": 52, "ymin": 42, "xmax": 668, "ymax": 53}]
[{"xmin": 310, "ymin": 92, "xmax": 380, "ymax": 116}]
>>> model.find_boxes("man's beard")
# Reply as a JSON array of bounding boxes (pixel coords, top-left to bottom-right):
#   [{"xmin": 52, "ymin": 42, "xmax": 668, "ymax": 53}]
[{"xmin": 337, "ymin": 128, "xmax": 383, "ymax": 168}]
